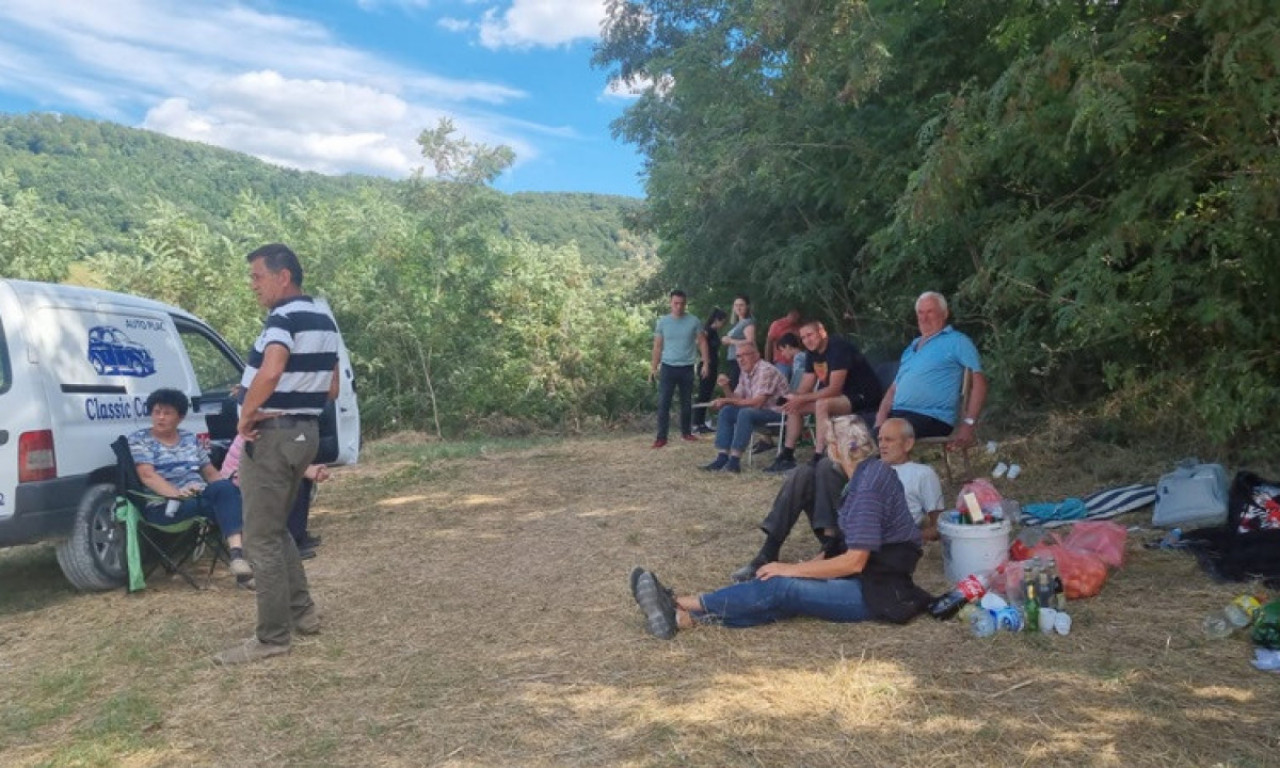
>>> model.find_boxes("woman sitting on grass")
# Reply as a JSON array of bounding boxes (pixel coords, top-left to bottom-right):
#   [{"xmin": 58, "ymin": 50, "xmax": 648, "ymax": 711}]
[
  {"xmin": 129, "ymin": 388, "xmax": 252, "ymax": 583},
  {"xmin": 630, "ymin": 421, "xmax": 931, "ymax": 638}
]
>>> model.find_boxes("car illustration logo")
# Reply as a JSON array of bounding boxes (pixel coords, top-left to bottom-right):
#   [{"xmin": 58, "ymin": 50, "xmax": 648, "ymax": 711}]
[{"xmin": 87, "ymin": 326, "xmax": 157, "ymax": 377}]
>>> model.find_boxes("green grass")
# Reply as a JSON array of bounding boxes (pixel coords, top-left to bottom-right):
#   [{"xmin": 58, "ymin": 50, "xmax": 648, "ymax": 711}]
[
  {"xmin": 0, "ymin": 667, "xmax": 93, "ymax": 747},
  {"xmin": 0, "ymin": 545, "xmax": 77, "ymax": 616}
]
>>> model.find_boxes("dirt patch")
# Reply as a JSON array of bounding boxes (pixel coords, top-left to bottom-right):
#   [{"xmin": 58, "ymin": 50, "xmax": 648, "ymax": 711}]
[{"xmin": 0, "ymin": 432, "xmax": 1275, "ymax": 767}]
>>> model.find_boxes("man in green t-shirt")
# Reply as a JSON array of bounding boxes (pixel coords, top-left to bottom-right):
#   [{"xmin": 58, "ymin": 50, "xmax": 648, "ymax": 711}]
[{"xmin": 649, "ymin": 290, "xmax": 711, "ymax": 448}]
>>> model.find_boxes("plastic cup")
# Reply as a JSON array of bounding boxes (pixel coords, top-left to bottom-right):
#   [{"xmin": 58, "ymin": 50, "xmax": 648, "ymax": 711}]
[
  {"xmin": 1054, "ymin": 611, "xmax": 1072, "ymax": 636},
  {"xmin": 986, "ymin": 441, "xmax": 999, "ymax": 455},
  {"xmin": 980, "ymin": 593, "xmax": 1008, "ymax": 612},
  {"xmin": 992, "ymin": 462, "xmax": 1009, "ymax": 479},
  {"xmin": 164, "ymin": 499, "xmax": 181, "ymax": 518},
  {"xmin": 1007, "ymin": 464, "xmax": 1022, "ymax": 480},
  {"xmin": 1039, "ymin": 607, "xmax": 1057, "ymax": 634}
]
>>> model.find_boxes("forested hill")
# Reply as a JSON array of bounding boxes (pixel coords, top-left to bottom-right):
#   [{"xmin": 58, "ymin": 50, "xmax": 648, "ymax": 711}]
[{"xmin": 0, "ymin": 112, "xmax": 648, "ymax": 264}]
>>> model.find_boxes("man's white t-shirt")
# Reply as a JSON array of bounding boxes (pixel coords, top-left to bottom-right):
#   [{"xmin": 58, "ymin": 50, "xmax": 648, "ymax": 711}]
[{"xmin": 890, "ymin": 461, "xmax": 945, "ymax": 525}]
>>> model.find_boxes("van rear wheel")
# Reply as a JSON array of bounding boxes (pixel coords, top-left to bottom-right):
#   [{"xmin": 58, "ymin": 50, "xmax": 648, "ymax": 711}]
[{"xmin": 55, "ymin": 483, "xmax": 128, "ymax": 591}]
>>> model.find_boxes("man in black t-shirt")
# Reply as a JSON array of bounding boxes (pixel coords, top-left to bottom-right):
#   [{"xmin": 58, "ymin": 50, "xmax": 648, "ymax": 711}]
[{"xmin": 763, "ymin": 320, "xmax": 883, "ymax": 474}]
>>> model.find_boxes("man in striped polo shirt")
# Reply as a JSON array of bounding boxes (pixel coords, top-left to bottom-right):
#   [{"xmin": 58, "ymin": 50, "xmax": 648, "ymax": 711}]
[{"xmin": 215, "ymin": 243, "xmax": 341, "ymax": 666}]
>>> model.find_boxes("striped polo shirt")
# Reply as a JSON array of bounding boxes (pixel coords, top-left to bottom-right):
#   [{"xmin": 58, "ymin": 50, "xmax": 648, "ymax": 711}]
[{"xmin": 240, "ymin": 295, "xmax": 340, "ymax": 416}]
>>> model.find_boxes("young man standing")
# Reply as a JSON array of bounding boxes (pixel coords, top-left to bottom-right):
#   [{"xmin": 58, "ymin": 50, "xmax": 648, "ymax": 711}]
[
  {"xmin": 215, "ymin": 243, "xmax": 342, "ymax": 665},
  {"xmin": 649, "ymin": 290, "xmax": 710, "ymax": 448}
]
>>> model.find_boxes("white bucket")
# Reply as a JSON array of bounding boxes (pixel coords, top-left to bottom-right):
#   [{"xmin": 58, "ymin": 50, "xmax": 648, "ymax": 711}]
[{"xmin": 938, "ymin": 518, "xmax": 1012, "ymax": 585}]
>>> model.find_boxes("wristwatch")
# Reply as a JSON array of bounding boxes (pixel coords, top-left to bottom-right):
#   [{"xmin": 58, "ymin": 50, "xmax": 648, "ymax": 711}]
[{"xmin": 962, "ymin": 417, "xmax": 976, "ymax": 426}]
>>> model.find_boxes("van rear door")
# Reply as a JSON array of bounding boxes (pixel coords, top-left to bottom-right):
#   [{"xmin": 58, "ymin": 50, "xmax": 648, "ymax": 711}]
[{"xmin": 0, "ymin": 315, "xmax": 17, "ymax": 528}]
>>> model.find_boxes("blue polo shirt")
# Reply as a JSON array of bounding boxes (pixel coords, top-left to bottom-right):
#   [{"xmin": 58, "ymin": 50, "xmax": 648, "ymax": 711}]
[
  {"xmin": 654, "ymin": 313, "xmax": 703, "ymax": 366},
  {"xmin": 891, "ymin": 325, "xmax": 983, "ymax": 425}
]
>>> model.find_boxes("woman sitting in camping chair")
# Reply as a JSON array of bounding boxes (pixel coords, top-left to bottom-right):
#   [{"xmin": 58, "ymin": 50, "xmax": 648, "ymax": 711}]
[{"xmin": 128, "ymin": 388, "xmax": 252, "ymax": 580}]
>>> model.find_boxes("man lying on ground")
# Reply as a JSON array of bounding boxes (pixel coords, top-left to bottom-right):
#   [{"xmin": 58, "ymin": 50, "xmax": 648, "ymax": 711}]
[{"xmin": 630, "ymin": 422, "xmax": 931, "ymax": 638}]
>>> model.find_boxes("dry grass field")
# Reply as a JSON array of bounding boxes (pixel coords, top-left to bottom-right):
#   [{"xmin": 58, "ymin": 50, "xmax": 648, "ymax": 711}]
[{"xmin": 1, "ymin": 424, "xmax": 1278, "ymax": 767}]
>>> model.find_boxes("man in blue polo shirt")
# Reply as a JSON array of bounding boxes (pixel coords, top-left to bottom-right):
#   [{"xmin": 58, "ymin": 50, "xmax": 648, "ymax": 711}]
[{"xmin": 874, "ymin": 291, "xmax": 987, "ymax": 446}]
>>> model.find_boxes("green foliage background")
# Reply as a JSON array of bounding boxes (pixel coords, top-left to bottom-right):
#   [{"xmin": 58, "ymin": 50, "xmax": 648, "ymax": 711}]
[
  {"xmin": 595, "ymin": 0, "xmax": 1280, "ymax": 454},
  {"xmin": 0, "ymin": 114, "xmax": 658, "ymax": 437}
]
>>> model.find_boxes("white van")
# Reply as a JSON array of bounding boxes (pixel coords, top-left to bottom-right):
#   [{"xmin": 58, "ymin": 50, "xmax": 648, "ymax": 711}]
[{"xmin": 0, "ymin": 279, "xmax": 360, "ymax": 590}]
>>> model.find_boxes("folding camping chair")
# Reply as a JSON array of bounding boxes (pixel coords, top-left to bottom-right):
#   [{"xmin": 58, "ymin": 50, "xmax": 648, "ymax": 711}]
[{"xmin": 109, "ymin": 436, "xmax": 230, "ymax": 592}]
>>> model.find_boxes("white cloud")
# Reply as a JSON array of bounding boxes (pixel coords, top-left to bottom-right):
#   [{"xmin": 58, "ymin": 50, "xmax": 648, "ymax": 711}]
[
  {"xmin": 438, "ymin": 16, "xmax": 472, "ymax": 33},
  {"xmin": 0, "ymin": 0, "xmax": 555, "ymax": 178},
  {"xmin": 478, "ymin": 0, "xmax": 605, "ymax": 49},
  {"xmin": 142, "ymin": 71, "xmax": 539, "ymax": 178}
]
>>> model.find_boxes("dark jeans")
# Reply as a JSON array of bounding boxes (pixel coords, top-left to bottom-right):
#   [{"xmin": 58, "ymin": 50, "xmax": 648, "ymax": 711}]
[
  {"xmin": 759, "ymin": 456, "xmax": 848, "ymax": 543},
  {"xmin": 656, "ymin": 363, "xmax": 695, "ymax": 440},
  {"xmin": 693, "ymin": 363, "xmax": 719, "ymax": 427},
  {"xmin": 694, "ymin": 575, "xmax": 870, "ymax": 628},
  {"xmin": 885, "ymin": 409, "xmax": 954, "ymax": 438},
  {"xmin": 726, "ymin": 359, "xmax": 742, "ymax": 391}
]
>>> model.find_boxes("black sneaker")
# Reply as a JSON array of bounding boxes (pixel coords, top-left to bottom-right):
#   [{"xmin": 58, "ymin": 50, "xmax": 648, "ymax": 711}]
[
  {"xmin": 730, "ymin": 556, "xmax": 767, "ymax": 583},
  {"xmin": 633, "ymin": 571, "xmax": 678, "ymax": 640},
  {"xmin": 751, "ymin": 439, "xmax": 776, "ymax": 455},
  {"xmin": 629, "ymin": 566, "xmax": 645, "ymax": 600},
  {"xmin": 722, "ymin": 457, "xmax": 741, "ymax": 474},
  {"xmin": 762, "ymin": 456, "xmax": 797, "ymax": 474},
  {"xmin": 701, "ymin": 454, "xmax": 729, "ymax": 472},
  {"xmin": 694, "ymin": 424, "xmax": 715, "ymax": 435}
]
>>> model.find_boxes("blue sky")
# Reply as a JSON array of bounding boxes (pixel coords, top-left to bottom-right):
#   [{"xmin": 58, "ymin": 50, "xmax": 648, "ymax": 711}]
[{"xmin": 0, "ymin": 0, "xmax": 647, "ymax": 197}]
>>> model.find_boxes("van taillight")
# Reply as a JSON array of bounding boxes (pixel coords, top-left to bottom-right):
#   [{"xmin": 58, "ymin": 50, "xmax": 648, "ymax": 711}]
[{"xmin": 19, "ymin": 430, "xmax": 57, "ymax": 482}]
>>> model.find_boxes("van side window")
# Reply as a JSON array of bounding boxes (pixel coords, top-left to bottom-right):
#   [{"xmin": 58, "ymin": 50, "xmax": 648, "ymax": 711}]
[
  {"xmin": 0, "ymin": 317, "xmax": 11, "ymax": 394},
  {"xmin": 175, "ymin": 320, "xmax": 242, "ymax": 395}
]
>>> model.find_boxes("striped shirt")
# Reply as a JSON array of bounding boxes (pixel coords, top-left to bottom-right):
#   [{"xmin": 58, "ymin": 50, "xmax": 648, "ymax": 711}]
[
  {"xmin": 240, "ymin": 295, "xmax": 340, "ymax": 416},
  {"xmin": 838, "ymin": 458, "xmax": 923, "ymax": 552}
]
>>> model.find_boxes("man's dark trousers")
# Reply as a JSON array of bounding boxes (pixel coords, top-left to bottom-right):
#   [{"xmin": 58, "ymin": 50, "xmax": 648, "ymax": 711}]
[
  {"xmin": 759, "ymin": 456, "xmax": 849, "ymax": 542},
  {"xmin": 656, "ymin": 363, "xmax": 695, "ymax": 440}
]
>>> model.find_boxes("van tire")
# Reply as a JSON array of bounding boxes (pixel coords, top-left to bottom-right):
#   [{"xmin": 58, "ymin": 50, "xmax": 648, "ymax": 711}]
[{"xmin": 55, "ymin": 483, "xmax": 128, "ymax": 591}]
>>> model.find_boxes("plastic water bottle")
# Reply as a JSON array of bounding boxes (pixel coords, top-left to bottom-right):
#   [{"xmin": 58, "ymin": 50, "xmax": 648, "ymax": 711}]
[
  {"xmin": 994, "ymin": 606, "xmax": 1024, "ymax": 632},
  {"xmin": 1202, "ymin": 611, "xmax": 1233, "ymax": 639},
  {"xmin": 970, "ymin": 609, "xmax": 997, "ymax": 637},
  {"xmin": 1204, "ymin": 595, "xmax": 1263, "ymax": 638},
  {"xmin": 1224, "ymin": 595, "xmax": 1262, "ymax": 628}
]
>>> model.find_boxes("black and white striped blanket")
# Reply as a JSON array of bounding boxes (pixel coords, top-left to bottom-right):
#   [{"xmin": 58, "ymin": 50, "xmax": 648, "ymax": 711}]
[{"xmin": 1018, "ymin": 483, "xmax": 1157, "ymax": 528}]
